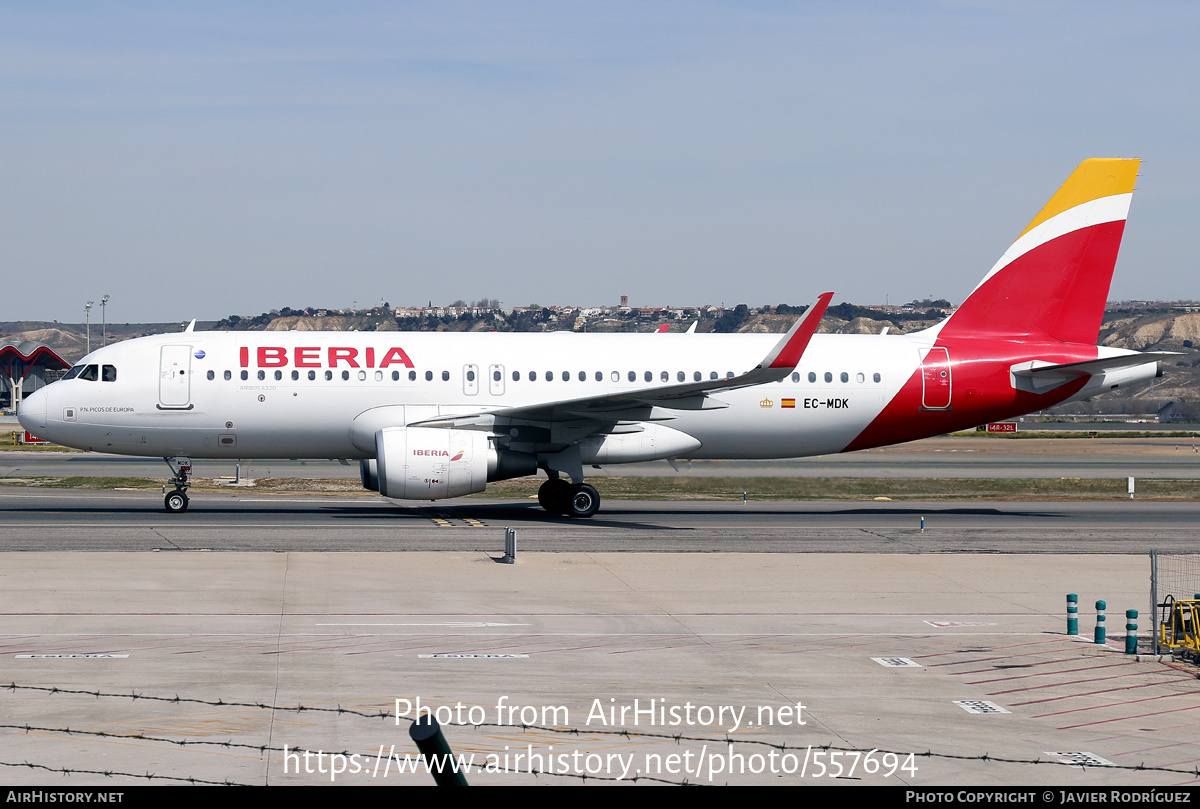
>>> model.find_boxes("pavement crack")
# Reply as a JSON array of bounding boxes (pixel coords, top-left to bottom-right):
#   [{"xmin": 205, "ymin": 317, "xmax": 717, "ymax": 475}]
[
  {"xmin": 150, "ymin": 528, "xmax": 181, "ymax": 550},
  {"xmin": 264, "ymin": 552, "xmax": 291, "ymax": 785}
]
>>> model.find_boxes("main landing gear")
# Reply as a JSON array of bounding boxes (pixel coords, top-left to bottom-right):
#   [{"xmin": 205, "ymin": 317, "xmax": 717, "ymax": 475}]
[
  {"xmin": 163, "ymin": 456, "xmax": 192, "ymax": 513},
  {"xmin": 537, "ymin": 477, "xmax": 600, "ymax": 518}
]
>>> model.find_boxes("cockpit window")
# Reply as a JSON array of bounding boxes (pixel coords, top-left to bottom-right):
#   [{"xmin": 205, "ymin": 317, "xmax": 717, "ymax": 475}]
[
  {"xmin": 78, "ymin": 364, "xmax": 99, "ymax": 382},
  {"xmin": 63, "ymin": 365, "xmax": 82, "ymax": 381},
  {"xmin": 102, "ymin": 365, "xmax": 117, "ymax": 382}
]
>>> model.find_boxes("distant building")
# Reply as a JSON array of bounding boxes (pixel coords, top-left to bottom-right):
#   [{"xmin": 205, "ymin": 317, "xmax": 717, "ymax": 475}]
[{"xmin": 0, "ymin": 341, "xmax": 70, "ymax": 412}]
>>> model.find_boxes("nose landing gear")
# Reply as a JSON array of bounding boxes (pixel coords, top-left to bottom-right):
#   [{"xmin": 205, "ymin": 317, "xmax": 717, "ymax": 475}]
[{"xmin": 163, "ymin": 456, "xmax": 192, "ymax": 513}]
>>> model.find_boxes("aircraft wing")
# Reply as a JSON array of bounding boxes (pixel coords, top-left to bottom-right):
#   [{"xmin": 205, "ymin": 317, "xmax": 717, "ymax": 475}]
[{"xmin": 411, "ymin": 292, "xmax": 834, "ymax": 429}]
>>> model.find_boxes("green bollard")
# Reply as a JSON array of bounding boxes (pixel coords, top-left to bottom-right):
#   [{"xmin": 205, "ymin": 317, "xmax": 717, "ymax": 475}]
[
  {"xmin": 409, "ymin": 713, "xmax": 469, "ymax": 786},
  {"xmin": 1095, "ymin": 600, "xmax": 1107, "ymax": 644},
  {"xmin": 1067, "ymin": 593, "xmax": 1078, "ymax": 636},
  {"xmin": 1125, "ymin": 609, "xmax": 1138, "ymax": 654}
]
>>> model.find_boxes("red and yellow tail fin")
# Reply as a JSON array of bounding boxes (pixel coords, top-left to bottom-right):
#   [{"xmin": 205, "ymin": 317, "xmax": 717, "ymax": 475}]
[{"xmin": 939, "ymin": 158, "xmax": 1140, "ymax": 345}]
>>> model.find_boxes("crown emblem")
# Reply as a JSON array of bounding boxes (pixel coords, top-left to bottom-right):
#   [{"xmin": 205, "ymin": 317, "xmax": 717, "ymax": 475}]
[{"xmin": 759, "ymin": 398, "xmax": 774, "ymax": 408}]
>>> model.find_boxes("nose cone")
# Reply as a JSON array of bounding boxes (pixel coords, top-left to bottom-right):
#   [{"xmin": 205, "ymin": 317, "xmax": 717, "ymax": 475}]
[{"xmin": 17, "ymin": 387, "xmax": 47, "ymax": 435}]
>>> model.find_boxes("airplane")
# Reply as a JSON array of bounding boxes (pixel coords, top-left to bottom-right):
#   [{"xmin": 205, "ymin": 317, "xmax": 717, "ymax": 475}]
[{"xmin": 18, "ymin": 158, "xmax": 1165, "ymax": 518}]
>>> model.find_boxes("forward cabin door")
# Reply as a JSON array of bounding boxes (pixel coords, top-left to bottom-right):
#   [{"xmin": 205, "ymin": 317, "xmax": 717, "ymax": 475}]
[
  {"xmin": 158, "ymin": 345, "xmax": 192, "ymax": 409},
  {"xmin": 920, "ymin": 347, "xmax": 952, "ymax": 410}
]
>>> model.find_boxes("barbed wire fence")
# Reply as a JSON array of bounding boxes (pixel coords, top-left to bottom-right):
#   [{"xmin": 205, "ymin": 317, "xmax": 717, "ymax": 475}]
[{"xmin": 4, "ymin": 683, "xmax": 1200, "ymax": 786}]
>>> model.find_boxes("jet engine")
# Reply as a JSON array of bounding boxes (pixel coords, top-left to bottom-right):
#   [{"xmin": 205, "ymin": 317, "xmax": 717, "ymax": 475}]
[{"xmin": 366, "ymin": 426, "xmax": 537, "ymax": 501}]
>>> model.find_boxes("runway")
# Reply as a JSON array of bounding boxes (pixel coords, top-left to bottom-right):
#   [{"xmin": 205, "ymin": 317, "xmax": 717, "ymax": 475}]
[
  {"xmin": 5, "ymin": 435, "xmax": 1200, "ymax": 479},
  {"xmin": 1, "ymin": 488, "xmax": 1197, "ymax": 552}
]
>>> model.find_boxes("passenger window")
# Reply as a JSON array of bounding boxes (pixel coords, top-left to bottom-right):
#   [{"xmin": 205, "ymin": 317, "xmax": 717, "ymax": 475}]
[
  {"xmin": 840, "ymin": 372, "xmax": 849, "ymax": 383},
  {"xmin": 291, "ymin": 370, "xmax": 299, "ymax": 381},
  {"xmin": 309, "ymin": 370, "xmax": 317, "ymax": 381},
  {"xmin": 694, "ymin": 371, "xmax": 701, "ymax": 382},
  {"xmin": 595, "ymin": 371, "xmax": 603, "ymax": 382},
  {"xmin": 561, "ymin": 371, "xmax": 569, "ymax": 381},
  {"xmin": 79, "ymin": 364, "xmax": 99, "ymax": 381},
  {"xmin": 224, "ymin": 370, "xmax": 231, "ymax": 381},
  {"xmin": 274, "ymin": 370, "xmax": 283, "ymax": 381},
  {"xmin": 513, "ymin": 371, "xmax": 521, "ymax": 381},
  {"xmin": 824, "ymin": 372, "xmax": 833, "ymax": 383},
  {"xmin": 467, "ymin": 370, "xmax": 475, "ymax": 382},
  {"xmin": 808, "ymin": 372, "xmax": 816, "ymax": 383},
  {"xmin": 409, "ymin": 371, "xmax": 417, "ymax": 381},
  {"xmin": 644, "ymin": 371, "xmax": 652, "ymax": 382},
  {"xmin": 530, "ymin": 371, "xmax": 538, "ymax": 381},
  {"xmin": 611, "ymin": 371, "xmax": 619, "ymax": 382},
  {"xmin": 578, "ymin": 371, "xmax": 586, "ymax": 382},
  {"xmin": 425, "ymin": 371, "xmax": 433, "ymax": 381},
  {"xmin": 325, "ymin": 370, "xmax": 333, "ymax": 381},
  {"xmin": 257, "ymin": 370, "xmax": 266, "ymax": 381},
  {"xmin": 392, "ymin": 371, "xmax": 400, "ymax": 381},
  {"xmin": 725, "ymin": 371, "xmax": 734, "ymax": 379},
  {"xmin": 856, "ymin": 372, "xmax": 865, "ymax": 383},
  {"xmin": 709, "ymin": 372, "xmax": 718, "ymax": 380},
  {"xmin": 677, "ymin": 371, "xmax": 685, "ymax": 382},
  {"xmin": 873, "ymin": 372, "xmax": 881, "ymax": 383},
  {"xmin": 628, "ymin": 371, "xmax": 636, "ymax": 382},
  {"xmin": 342, "ymin": 370, "xmax": 350, "ymax": 381},
  {"xmin": 241, "ymin": 370, "xmax": 248, "ymax": 381},
  {"xmin": 206, "ymin": 370, "xmax": 214, "ymax": 381},
  {"xmin": 546, "ymin": 371, "xmax": 553, "ymax": 381},
  {"xmin": 442, "ymin": 371, "xmax": 449, "ymax": 382},
  {"xmin": 496, "ymin": 370, "xmax": 504, "ymax": 382},
  {"xmin": 102, "ymin": 365, "xmax": 117, "ymax": 382},
  {"xmin": 792, "ymin": 372, "xmax": 800, "ymax": 383}
]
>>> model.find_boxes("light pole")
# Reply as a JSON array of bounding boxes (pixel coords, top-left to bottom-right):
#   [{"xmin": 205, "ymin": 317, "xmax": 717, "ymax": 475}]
[
  {"xmin": 85, "ymin": 301, "xmax": 93, "ymax": 354},
  {"xmin": 100, "ymin": 295, "xmax": 110, "ymax": 347}
]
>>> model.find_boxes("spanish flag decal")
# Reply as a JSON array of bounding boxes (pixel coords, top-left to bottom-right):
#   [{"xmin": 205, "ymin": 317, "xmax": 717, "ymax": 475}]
[{"xmin": 782, "ymin": 398, "xmax": 796, "ymax": 408}]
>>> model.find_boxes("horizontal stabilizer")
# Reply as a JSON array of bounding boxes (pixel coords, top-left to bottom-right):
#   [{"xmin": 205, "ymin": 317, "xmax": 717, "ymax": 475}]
[{"xmin": 1010, "ymin": 352, "xmax": 1175, "ymax": 379}]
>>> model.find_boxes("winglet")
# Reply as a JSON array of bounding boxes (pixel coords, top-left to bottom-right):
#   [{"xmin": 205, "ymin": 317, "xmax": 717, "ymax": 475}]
[
  {"xmin": 184, "ymin": 318, "xmax": 196, "ymax": 333},
  {"xmin": 759, "ymin": 292, "xmax": 834, "ymax": 370}
]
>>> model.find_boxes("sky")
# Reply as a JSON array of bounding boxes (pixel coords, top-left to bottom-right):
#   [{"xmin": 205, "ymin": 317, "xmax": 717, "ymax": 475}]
[{"xmin": 1, "ymin": 1, "xmax": 1198, "ymax": 323}]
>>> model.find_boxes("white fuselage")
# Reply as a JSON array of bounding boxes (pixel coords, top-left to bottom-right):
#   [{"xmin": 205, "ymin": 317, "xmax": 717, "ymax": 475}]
[{"xmin": 19, "ymin": 329, "xmax": 927, "ymax": 462}]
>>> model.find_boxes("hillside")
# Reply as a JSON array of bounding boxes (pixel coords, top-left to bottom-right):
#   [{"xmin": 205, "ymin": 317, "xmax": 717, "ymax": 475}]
[{"xmin": 3, "ymin": 307, "xmax": 1197, "ymax": 418}]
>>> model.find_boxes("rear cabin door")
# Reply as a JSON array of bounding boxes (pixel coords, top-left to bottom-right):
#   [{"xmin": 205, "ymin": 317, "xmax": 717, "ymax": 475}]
[{"xmin": 920, "ymin": 347, "xmax": 952, "ymax": 410}]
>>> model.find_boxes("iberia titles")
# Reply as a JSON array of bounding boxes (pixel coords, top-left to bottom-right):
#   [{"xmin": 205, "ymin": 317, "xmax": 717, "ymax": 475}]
[{"xmin": 238, "ymin": 346, "xmax": 415, "ymax": 369}]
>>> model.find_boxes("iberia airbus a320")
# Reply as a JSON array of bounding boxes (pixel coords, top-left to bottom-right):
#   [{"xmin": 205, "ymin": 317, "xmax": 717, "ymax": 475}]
[{"xmin": 18, "ymin": 159, "xmax": 1163, "ymax": 517}]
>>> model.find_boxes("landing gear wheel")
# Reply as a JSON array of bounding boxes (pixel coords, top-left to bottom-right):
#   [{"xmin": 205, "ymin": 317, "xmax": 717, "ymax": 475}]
[
  {"xmin": 537, "ymin": 478, "xmax": 573, "ymax": 515},
  {"xmin": 567, "ymin": 483, "xmax": 600, "ymax": 518},
  {"xmin": 164, "ymin": 490, "xmax": 189, "ymax": 513}
]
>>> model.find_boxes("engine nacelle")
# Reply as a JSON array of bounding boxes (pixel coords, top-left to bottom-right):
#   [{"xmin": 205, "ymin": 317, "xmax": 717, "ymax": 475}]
[
  {"xmin": 366, "ymin": 427, "xmax": 539, "ymax": 499},
  {"xmin": 376, "ymin": 426, "xmax": 491, "ymax": 500}
]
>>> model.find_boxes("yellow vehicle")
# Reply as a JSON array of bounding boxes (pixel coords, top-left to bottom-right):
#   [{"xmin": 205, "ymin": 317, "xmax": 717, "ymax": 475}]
[{"xmin": 1158, "ymin": 597, "xmax": 1200, "ymax": 659}]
